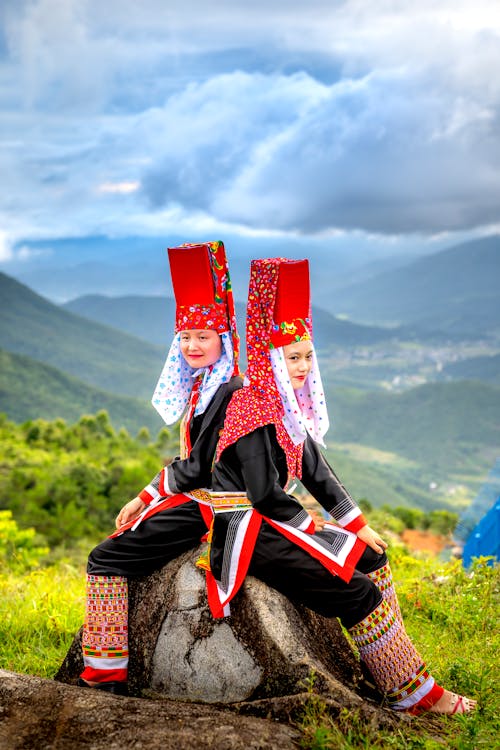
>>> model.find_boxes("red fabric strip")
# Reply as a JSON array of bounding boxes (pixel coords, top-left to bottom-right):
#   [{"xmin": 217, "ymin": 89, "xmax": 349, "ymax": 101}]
[
  {"xmin": 265, "ymin": 517, "xmax": 366, "ymax": 583},
  {"xmin": 108, "ymin": 493, "xmax": 202, "ymax": 539},
  {"xmin": 80, "ymin": 667, "xmax": 128, "ymax": 683},
  {"xmin": 205, "ymin": 512, "xmax": 263, "ymax": 618},
  {"xmin": 412, "ymin": 682, "xmax": 445, "ymax": 712},
  {"xmin": 344, "ymin": 514, "xmax": 368, "ymax": 533}
]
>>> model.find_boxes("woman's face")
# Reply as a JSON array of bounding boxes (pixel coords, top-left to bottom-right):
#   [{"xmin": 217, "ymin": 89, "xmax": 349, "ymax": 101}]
[
  {"xmin": 179, "ymin": 329, "xmax": 222, "ymax": 368},
  {"xmin": 282, "ymin": 340, "xmax": 314, "ymax": 390}
]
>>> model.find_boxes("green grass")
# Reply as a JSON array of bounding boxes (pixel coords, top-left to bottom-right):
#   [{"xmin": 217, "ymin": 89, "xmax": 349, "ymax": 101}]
[
  {"xmin": 1, "ymin": 543, "xmax": 498, "ymax": 749},
  {"xmin": 0, "ymin": 560, "xmax": 85, "ymax": 678},
  {"xmin": 297, "ymin": 552, "xmax": 499, "ymax": 750}
]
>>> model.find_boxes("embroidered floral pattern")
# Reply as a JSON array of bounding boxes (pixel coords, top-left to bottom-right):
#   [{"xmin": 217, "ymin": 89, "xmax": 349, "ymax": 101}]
[
  {"xmin": 216, "ymin": 258, "xmax": 330, "ymax": 475},
  {"xmin": 216, "ymin": 386, "xmax": 304, "ymax": 478},
  {"xmin": 81, "ymin": 575, "xmax": 129, "ymax": 682},
  {"xmin": 349, "ymin": 599, "xmax": 435, "ymax": 710},
  {"xmin": 269, "ymin": 317, "xmax": 312, "ymax": 348},
  {"xmin": 245, "ymin": 258, "xmax": 284, "ymax": 401},
  {"xmin": 152, "ymin": 240, "xmax": 240, "ymax": 426},
  {"xmin": 367, "ymin": 562, "xmax": 404, "ymax": 625}
]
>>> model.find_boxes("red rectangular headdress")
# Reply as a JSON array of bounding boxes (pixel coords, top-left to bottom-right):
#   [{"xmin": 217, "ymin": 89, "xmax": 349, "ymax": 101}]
[
  {"xmin": 269, "ymin": 259, "xmax": 312, "ymax": 348},
  {"xmin": 168, "ymin": 240, "xmax": 240, "ymax": 373}
]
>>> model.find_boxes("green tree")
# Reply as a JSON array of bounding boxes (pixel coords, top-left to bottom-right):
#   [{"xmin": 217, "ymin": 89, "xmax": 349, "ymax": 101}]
[
  {"xmin": 0, "ymin": 510, "xmax": 48, "ymax": 573},
  {"xmin": 425, "ymin": 509, "xmax": 459, "ymax": 535},
  {"xmin": 390, "ymin": 505, "xmax": 425, "ymax": 529}
]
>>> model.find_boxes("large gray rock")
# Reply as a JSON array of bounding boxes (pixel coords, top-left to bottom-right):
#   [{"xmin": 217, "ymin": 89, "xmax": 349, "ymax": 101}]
[
  {"xmin": 1, "ymin": 548, "xmax": 408, "ymax": 748},
  {"xmin": 56, "ymin": 547, "xmax": 385, "ymax": 715},
  {"xmin": 0, "ymin": 669, "xmax": 301, "ymax": 750}
]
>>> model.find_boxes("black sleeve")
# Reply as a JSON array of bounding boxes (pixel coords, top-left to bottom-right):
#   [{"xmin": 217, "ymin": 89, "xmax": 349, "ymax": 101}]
[
  {"xmin": 233, "ymin": 426, "xmax": 311, "ymax": 524},
  {"xmin": 167, "ymin": 378, "xmax": 242, "ymax": 493},
  {"xmin": 300, "ymin": 436, "xmax": 363, "ymax": 526}
]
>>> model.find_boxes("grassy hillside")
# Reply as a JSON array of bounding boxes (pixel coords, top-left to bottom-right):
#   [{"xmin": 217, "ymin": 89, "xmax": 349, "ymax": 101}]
[
  {"xmin": 326, "ymin": 380, "xmax": 500, "ymax": 484},
  {"xmin": 0, "ymin": 348, "xmax": 164, "ymax": 435},
  {"xmin": 322, "ymin": 443, "xmax": 438, "ymax": 511},
  {"xmin": 328, "ymin": 235, "xmax": 500, "ymax": 333},
  {"xmin": 0, "ymin": 272, "xmax": 165, "ymax": 399}
]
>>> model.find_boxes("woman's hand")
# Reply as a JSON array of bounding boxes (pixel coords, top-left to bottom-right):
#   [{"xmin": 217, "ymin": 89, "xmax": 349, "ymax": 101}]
[
  {"xmin": 115, "ymin": 497, "xmax": 146, "ymax": 529},
  {"xmin": 310, "ymin": 510, "xmax": 327, "ymax": 532},
  {"xmin": 357, "ymin": 525, "xmax": 388, "ymax": 554}
]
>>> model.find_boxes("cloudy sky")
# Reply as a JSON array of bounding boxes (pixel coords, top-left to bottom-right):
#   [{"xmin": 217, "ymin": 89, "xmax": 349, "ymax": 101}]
[{"xmin": 1, "ymin": 0, "xmax": 499, "ymax": 271}]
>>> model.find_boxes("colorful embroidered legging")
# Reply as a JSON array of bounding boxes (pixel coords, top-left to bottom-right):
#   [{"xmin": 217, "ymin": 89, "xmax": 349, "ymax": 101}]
[
  {"xmin": 80, "ymin": 497, "xmax": 209, "ymax": 684},
  {"xmin": 80, "ymin": 574, "xmax": 129, "ymax": 684},
  {"xmin": 349, "ymin": 598, "xmax": 444, "ymax": 711},
  {"xmin": 367, "ymin": 560, "xmax": 403, "ymax": 625}
]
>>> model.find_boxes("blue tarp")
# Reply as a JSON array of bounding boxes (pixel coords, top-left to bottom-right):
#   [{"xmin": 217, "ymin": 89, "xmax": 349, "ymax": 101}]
[
  {"xmin": 455, "ymin": 458, "xmax": 500, "ymax": 543},
  {"xmin": 462, "ymin": 498, "xmax": 500, "ymax": 567}
]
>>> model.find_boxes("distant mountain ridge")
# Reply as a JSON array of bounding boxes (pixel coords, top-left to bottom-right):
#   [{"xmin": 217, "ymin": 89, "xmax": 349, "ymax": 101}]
[
  {"xmin": 0, "ymin": 271, "xmax": 164, "ymax": 400},
  {"xmin": 9, "ymin": 232, "xmax": 432, "ymax": 303},
  {"xmin": 8, "ymin": 234, "xmax": 498, "ymax": 340},
  {"xmin": 62, "ymin": 295, "xmax": 399, "ymax": 351},
  {"xmin": 0, "ymin": 271, "xmax": 498, "ymax": 512},
  {"xmin": 325, "ymin": 235, "xmax": 500, "ymax": 335}
]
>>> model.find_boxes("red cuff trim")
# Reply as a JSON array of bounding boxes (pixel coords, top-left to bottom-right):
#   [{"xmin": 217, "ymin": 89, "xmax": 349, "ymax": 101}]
[
  {"xmin": 158, "ymin": 469, "xmax": 168, "ymax": 496},
  {"xmin": 80, "ymin": 667, "xmax": 128, "ymax": 683},
  {"xmin": 344, "ymin": 514, "xmax": 368, "ymax": 534},
  {"xmin": 408, "ymin": 683, "xmax": 445, "ymax": 715},
  {"xmin": 416, "ymin": 683, "xmax": 445, "ymax": 710},
  {"xmin": 304, "ymin": 518, "xmax": 315, "ymax": 534},
  {"xmin": 138, "ymin": 489, "xmax": 153, "ymax": 506}
]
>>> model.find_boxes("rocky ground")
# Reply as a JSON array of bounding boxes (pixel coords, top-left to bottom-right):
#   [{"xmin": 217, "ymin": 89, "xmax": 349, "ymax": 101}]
[{"xmin": 0, "ymin": 670, "xmax": 303, "ymax": 750}]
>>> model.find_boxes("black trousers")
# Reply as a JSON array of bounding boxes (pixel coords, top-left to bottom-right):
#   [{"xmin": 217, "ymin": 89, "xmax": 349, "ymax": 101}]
[
  {"xmin": 88, "ymin": 505, "xmax": 384, "ymax": 630},
  {"xmin": 88, "ymin": 500, "xmax": 207, "ymax": 577},
  {"xmin": 248, "ymin": 521, "xmax": 384, "ymax": 628}
]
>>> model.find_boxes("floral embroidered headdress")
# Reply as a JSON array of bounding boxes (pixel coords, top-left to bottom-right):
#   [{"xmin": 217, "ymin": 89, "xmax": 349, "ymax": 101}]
[
  {"xmin": 152, "ymin": 241, "xmax": 240, "ymax": 425},
  {"xmin": 217, "ymin": 258, "xmax": 328, "ymax": 478}
]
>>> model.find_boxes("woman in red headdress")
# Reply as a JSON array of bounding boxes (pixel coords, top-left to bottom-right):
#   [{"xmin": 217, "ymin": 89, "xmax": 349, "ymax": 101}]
[
  {"xmin": 203, "ymin": 257, "xmax": 476, "ymax": 716},
  {"xmin": 78, "ymin": 241, "xmax": 242, "ymax": 695}
]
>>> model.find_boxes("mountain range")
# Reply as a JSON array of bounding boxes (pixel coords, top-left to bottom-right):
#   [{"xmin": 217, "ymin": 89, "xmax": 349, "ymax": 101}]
[
  {"xmin": 61, "ymin": 296, "xmax": 397, "ymax": 352},
  {"xmin": 325, "ymin": 235, "xmax": 500, "ymax": 335},
  {"xmin": 0, "ymin": 272, "xmax": 164, "ymax": 400},
  {"xmin": 9, "ymin": 232, "xmax": 433, "ymax": 304},
  {"xmin": 0, "ymin": 347, "xmax": 163, "ymax": 435},
  {"xmin": 7, "ymin": 233, "xmax": 499, "ymax": 340},
  {"xmin": 1, "ymin": 235, "xmax": 499, "ymax": 512}
]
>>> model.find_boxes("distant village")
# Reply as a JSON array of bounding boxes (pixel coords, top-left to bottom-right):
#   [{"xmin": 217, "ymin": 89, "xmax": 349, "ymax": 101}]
[{"xmin": 326, "ymin": 338, "xmax": 499, "ymax": 391}]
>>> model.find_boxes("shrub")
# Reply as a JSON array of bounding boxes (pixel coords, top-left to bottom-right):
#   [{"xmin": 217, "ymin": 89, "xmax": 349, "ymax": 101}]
[{"xmin": 0, "ymin": 510, "xmax": 48, "ymax": 574}]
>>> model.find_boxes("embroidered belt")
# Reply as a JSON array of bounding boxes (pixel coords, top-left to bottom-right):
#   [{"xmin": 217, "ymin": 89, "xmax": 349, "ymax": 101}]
[
  {"xmin": 194, "ymin": 490, "xmax": 252, "ymax": 573},
  {"xmin": 190, "ymin": 489, "xmax": 252, "ymax": 513}
]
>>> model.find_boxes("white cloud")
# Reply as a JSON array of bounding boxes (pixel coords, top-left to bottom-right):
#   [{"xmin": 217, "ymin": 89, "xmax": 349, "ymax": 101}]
[
  {"xmin": 16, "ymin": 244, "xmax": 53, "ymax": 261},
  {"xmin": 138, "ymin": 68, "xmax": 500, "ymax": 233},
  {"xmin": 0, "ymin": 0, "xmax": 499, "ymax": 244},
  {"xmin": 97, "ymin": 181, "xmax": 140, "ymax": 194},
  {"xmin": 0, "ymin": 231, "xmax": 13, "ymax": 262},
  {"xmin": 0, "ymin": 230, "xmax": 53, "ymax": 263}
]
